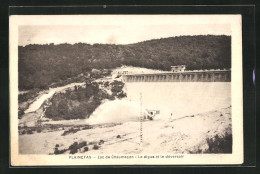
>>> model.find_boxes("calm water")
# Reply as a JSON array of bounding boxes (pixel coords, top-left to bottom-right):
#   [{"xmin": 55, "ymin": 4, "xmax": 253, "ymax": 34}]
[{"xmin": 125, "ymin": 82, "xmax": 231, "ymax": 119}]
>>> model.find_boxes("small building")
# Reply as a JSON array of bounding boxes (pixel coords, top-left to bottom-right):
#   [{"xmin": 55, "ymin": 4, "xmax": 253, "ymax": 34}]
[
  {"xmin": 112, "ymin": 70, "xmax": 130, "ymax": 78},
  {"xmin": 113, "ymin": 70, "xmax": 129, "ymax": 76},
  {"xmin": 144, "ymin": 109, "xmax": 160, "ymax": 120},
  {"xmin": 121, "ymin": 71, "xmax": 129, "ymax": 75},
  {"xmin": 171, "ymin": 65, "xmax": 186, "ymax": 72}
]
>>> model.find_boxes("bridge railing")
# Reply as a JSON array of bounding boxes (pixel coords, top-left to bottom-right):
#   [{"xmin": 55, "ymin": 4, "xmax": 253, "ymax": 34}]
[{"xmin": 122, "ymin": 70, "xmax": 231, "ymax": 82}]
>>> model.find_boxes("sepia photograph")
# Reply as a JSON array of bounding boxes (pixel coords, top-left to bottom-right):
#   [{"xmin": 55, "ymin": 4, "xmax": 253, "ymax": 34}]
[{"xmin": 10, "ymin": 15, "xmax": 243, "ymax": 166}]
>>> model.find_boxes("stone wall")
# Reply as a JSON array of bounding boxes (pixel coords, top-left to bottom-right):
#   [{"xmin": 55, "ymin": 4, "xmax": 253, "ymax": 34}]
[{"xmin": 123, "ymin": 70, "xmax": 231, "ymax": 82}]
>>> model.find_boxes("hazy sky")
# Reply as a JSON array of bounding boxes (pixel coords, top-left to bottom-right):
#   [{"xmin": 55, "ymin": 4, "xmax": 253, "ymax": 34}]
[{"xmin": 18, "ymin": 16, "xmax": 231, "ymax": 46}]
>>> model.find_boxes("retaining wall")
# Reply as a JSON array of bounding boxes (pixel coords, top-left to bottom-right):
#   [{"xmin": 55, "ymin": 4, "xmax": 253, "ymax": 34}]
[{"xmin": 123, "ymin": 70, "xmax": 231, "ymax": 82}]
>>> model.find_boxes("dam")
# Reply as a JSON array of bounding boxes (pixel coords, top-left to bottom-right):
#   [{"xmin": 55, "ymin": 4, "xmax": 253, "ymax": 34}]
[
  {"xmin": 121, "ymin": 68, "xmax": 231, "ymax": 119},
  {"xmin": 89, "ymin": 67, "xmax": 231, "ymax": 123},
  {"xmin": 124, "ymin": 82, "xmax": 231, "ymax": 119},
  {"xmin": 122, "ymin": 69, "xmax": 231, "ymax": 83}
]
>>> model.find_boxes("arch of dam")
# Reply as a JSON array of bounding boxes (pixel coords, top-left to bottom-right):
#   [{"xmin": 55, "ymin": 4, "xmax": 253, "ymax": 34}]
[{"xmin": 122, "ymin": 69, "xmax": 231, "ymax": 82}]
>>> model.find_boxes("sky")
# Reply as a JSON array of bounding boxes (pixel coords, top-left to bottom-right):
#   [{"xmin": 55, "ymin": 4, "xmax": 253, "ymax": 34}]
[{"xmin": 17, "ymin": 15, "xmax": 232, "ymax": 46}]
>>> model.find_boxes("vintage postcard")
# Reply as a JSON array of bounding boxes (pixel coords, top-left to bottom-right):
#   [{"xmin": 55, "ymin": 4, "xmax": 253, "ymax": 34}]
[{"xmin": 10, "ymin": 15, "xmax": 243, "ymax": 166}]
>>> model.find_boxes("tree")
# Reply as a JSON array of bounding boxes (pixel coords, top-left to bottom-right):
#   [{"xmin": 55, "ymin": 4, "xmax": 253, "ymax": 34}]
[{"xmin": 19, "ymin": 35, "xmax": 231, "ymax": 90}]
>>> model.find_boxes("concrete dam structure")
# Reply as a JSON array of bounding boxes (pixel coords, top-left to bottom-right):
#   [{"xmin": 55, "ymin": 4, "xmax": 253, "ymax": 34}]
[
  {"xmin": 122, "ymin": 69, "xmax": 231, "ymax": 82},
  {"xmin": 121, "ymin": 68, "xmax": 231, "ymax": 119}
]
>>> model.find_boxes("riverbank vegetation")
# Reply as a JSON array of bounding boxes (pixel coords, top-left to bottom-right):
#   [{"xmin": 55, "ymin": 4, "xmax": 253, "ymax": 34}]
[
  {"xmin": 18, "ymin": 88, "xmax": 41, "ymax": 103},
  {"xmin": 205, "ymin": 132, "xmax": 232, "ymax": 153},
  {"xmin": 19, "ymin": 35, "xmax": 231, "ymax": 90},
  {"xmin": 45, "ymin": 80, "xmax": 126, "ymax": 120}
]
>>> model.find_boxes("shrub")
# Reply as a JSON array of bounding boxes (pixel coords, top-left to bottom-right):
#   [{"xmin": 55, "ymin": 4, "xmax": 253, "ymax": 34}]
[
  {"xmin": 99, "ymin": 140, "xmax": 105, "ymax": 145},
  {"xmin": 107, "ymin": 95, "xmax": 115, "ymax": 101},
  {"xmin": 68, "ymin": 142, "xmax": 78, "ymax": 150},
  {"xmin": 67, "ymin": 141, "xmax": 88, "ymax": 154},
  {"xmin": 84, "ymin": 147, "xmax": 89, "ymax": 152},
  {"xmin": 54, "ymin": 147, "xmax": 67, "ymax": 155},
  {"xmin": 88, "ymin": 141, "xmax": 96, "ymax": 145},
  {"xmin": 111, "ymin": 81, "xmax": 124, "ymax": 94},
  {"xmin": 27, "ymin": 130, "xmax": 33, "ymax": 134},
  {"xmin": 205, "ymin": 133, "xmax": 232, "ymax": 153},
  {"xmin": 93, "ymin": 145, "xmax": 100, "ymax": 150},
  {"xmin": 18, "ymin": 110, "xmax": 24, "ymax": 119},
  {"xmin": 117, "ymin": 92, "xmax": 127, "ymax": 99},
  {"xmin": 68, "ymin": 142, "xmax": 79, "ymax": 154},
  {"xmin": 70, "ymin": 148, "xmax": 77, "ymax": 154},
  {"xmin": 104, "ymin": 81, "xmax": 109, "ymax": 87},
  {"xmin": 78, "ymin": 141, "xmax": 87, "ymax": 148},
  {"xmin": 85, "ymin": 81, "xmax": 99, "ymax": 98},
  {"xmin": 82, "ymin": 125, "xmax": 92, "ymax": 130},
  {"xmin": 21, "ymin": 130, "xmax": 26, "ymax": 135},
  {"xmin": 61, "ymin": 128, "xmax": 80, "ymax": 136}
]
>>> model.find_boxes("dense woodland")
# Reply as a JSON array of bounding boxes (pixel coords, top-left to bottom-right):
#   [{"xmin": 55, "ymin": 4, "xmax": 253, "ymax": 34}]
[
  {"xmin": 45, "ymin": 80, "xmax": 126, "ymax": 120},
  {"xmin": 19, "ymin": 35, "xmax": 231, "ymax": 90}
]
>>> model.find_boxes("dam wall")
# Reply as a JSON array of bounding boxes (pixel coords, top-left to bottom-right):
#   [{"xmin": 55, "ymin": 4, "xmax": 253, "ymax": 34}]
[{"xmin": 122, "ymin": 69, "xmax": 231, "ymax": 82}]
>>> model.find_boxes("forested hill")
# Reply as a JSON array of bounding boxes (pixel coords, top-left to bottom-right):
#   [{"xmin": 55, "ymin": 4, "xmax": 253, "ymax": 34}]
[{"xmin": 18, "ymin": 35, "xmax": 231, "ymax": 90}]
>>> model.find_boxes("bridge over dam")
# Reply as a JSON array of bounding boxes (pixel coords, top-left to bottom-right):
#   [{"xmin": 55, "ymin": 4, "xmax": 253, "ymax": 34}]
[{"xmin": 122, "ymin": 69, "xmax": 231, "ymax": 82}]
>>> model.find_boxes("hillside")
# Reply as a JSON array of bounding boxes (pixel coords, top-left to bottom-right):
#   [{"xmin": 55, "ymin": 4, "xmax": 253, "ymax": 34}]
[{"xmin": 18, "ymin": 35, "xmax": 231, "ymax": 90}]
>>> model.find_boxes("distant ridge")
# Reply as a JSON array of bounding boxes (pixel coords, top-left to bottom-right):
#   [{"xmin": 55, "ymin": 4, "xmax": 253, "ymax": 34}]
[{"xmin": 19, "ymin": 35, "xmax": 231, "ymax": 90}]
